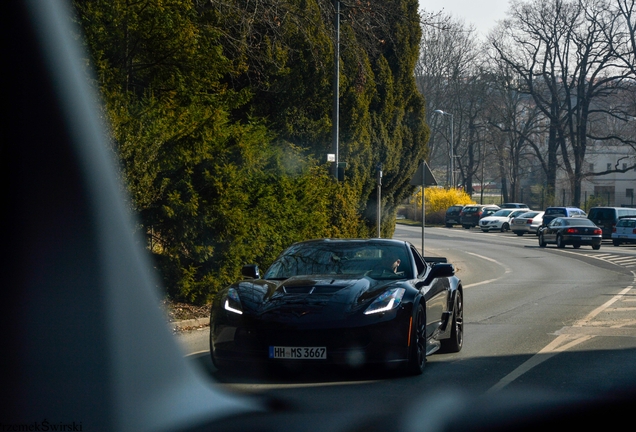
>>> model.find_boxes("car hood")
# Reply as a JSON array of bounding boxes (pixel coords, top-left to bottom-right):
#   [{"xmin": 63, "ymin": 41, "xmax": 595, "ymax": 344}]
[
  {"xmin": 481, "ymin": 216, "xmax": 509, "ymax": 222},
  {"xmin": 233, "ymin": 275, "xmax": 401, "ymax": 322}
]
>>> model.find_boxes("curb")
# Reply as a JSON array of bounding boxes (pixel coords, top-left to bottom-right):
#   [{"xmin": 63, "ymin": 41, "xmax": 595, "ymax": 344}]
[{"xmin": 171, "ymin": 317, "xmax": 210, "ymax": 331}]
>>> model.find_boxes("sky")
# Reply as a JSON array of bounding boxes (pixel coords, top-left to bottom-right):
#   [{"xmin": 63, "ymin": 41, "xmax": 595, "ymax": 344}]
[{"xmin": 418, "ymin": 0, "xmax": 511, "ymax": 38}]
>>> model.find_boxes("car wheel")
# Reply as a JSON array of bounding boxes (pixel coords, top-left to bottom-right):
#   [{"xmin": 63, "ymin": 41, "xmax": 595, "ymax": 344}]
[
  {"xmin": 446, "ymin": 223, "xmax": 452, "ymax": 228},
  {"xmin": 516, "ymin": 232, "xmax": 524, "ymax": 236},
  {"xmin": 573, "ymin": 244, "xmax": 581, "ymax": 249},
  {"xmin": 440, "ymin": 290, "xmax": 463, "ymax": 353},
  {"xmin": 613, "ymin": 239, "xmax": 620, "ymax": 246},
  {"xmin": 592, "ymin": 244, "xmax": 601, "ymax": 250},
  {"xmin": 502, "ymin": 223, "xmax": 509, "ymax": 232},
  {"xmin": 556, "ymin": 234, "xmax": 566, "ymax": 248},
  {"xmin": 539, "ymin": 233, "xmax": 546, "ymax": 247},
  {"xmin": 406, "ymin": 303, "xmax": 426, "ymax": 375},
  {"xmin": 463, "ymin": 225, "xmax": 470, "ymax": 229}
]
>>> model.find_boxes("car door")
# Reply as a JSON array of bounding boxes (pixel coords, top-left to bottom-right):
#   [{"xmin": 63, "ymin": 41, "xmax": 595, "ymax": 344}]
[
  {"xmin": 544, "ymin": 218, "xmax": 561, "ymax": 243},
  {"xmin": 411, "ymin": 247, "xmax": 449, "ymax": 338}
]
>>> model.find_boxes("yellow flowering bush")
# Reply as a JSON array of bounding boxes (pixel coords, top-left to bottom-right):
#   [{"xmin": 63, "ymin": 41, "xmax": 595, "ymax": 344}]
[{"xmin": 412, "ymin": 188, "xmax": 474, "ymax": 223}]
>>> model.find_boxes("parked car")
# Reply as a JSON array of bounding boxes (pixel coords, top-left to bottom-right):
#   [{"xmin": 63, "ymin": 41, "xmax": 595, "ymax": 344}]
[
  {"xmin": 588, "ymin": 207, "xmax": 636, "ymax": 239},
  {"xmin": 541, "ymin": 206, "xmax": 587, "ymax": 228},
  {"xmin": 460, "ymin": 204, "xmax": 500, "ymax": 229},
  {"xmin": 511, "ymin": 211, "xmax": 544, "ymax": 236},
  {"xmin": 479, "ymin": 209, "xmax": 529, "ymax": 232},
  {"xmin": 538, "ymin": 217, "xmax": 602, "ymax": 249},
  {"xmin": 210, "ymin": 238, "xmax": 463, "ymax": 374},
  {"xmin": 445, "ymin": 205, "xmax": 465, "ymax": 227},
  {"xmin": 500, "ymin": 203, "xmax": 530, "ymax": 209},
  {"xmin": 611, "ymin": 217, "xmax": 636, "ymax": 246}
]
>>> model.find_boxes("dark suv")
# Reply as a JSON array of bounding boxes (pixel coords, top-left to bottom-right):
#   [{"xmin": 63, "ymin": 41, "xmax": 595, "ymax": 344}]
[
  {"xmin": 588, "ymin": 207, "xmax": 636, "ymax": 239},
  {"xmin": 460, "ymin": 204, "xmax": 500, "ymax": 229},
  {"xmin": 445, "ymin": 205, "xmax": 465, "ymax": 227}
]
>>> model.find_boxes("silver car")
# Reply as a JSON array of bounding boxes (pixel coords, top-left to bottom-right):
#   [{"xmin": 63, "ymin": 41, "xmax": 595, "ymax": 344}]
[
  {"xmin": 612, "ymin": 217, "xmax": 636, "ymax": 246},
  {"xmin": 511, "ymin": 211, "xmax": 544, "ymax": 236}
]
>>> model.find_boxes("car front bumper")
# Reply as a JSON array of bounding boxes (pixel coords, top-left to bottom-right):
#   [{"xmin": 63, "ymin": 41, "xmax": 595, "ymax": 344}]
[{"xmin": 211, "ymin": 309, "xmax": 413, "ymax": 367}]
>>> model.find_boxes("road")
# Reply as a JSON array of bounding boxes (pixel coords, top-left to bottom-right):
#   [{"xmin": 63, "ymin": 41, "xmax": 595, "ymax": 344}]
[{"xmin": 177, "ymin": 225, "xmax": 636, "ymax": 415}]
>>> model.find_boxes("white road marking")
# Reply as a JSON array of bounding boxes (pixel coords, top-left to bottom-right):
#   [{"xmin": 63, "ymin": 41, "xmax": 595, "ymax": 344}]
[
  {"xmin": 487, "ymin": 282, "xmax": 635, "ymax": 393},
  {"xmin": 462, "ymin": 251, "xmax": 512, "ymax": 289}
]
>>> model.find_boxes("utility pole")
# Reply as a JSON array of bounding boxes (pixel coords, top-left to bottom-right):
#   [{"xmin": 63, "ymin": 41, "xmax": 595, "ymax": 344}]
[
  {"xmin": 376, "ymin": 163, "xmax": 382, "ymax": 237},
  {"xmin": 332, "ymin": 0, "xmax": 340, "ymax": 179}
]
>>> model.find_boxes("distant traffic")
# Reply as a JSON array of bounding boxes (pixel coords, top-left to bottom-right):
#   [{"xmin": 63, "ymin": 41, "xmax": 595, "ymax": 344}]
[{"xmin": 444, "ymin": 204, "xmax": 636, "ymax": 250}]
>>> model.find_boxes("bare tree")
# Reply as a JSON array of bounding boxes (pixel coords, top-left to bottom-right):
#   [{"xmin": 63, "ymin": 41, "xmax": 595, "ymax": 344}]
[
  {"xmin": 491, "ymin": 0, "xmax": 635, "ymax": 207},
  {"xmin": 415, "ymin": 12, "xmax": 482, "ymax": 189},
  {"xmin": 614, "ymin": 0, "xmax": 636, "ymax": 75}
]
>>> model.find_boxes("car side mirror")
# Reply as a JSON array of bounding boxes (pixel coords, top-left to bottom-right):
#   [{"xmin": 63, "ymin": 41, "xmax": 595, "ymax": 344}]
[
  {"xmin": 423, "ymin": 263, "xmax": 455, "ymax": 285},
  {"xmin": 242, "ymin": 264, "xmax": 260, "ymax": 279}
]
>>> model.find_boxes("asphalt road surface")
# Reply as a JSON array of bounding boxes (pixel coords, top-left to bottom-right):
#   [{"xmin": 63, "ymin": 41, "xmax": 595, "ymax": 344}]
[{"xmin": 177, "ymin": 225, "xmax": 636, "ymax": 416}]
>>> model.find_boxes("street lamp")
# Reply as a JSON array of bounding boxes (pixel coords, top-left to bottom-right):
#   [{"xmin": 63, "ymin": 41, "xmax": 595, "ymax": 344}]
[
  {"xmin": 332, "ymin": 0, "xmax": 340, "ymax": 179},
  {"xmin": 433, "ymin": 109, "xmax": 454, "ymax": 188}
]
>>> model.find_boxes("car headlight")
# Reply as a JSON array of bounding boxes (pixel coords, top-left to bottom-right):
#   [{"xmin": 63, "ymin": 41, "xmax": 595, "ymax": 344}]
[
  {"xmin": 364, "ymin": 288, "xmax": 405, "ymax": 315},
  {"xmin": 224, "ymin": 287, "xmax": 243, "ymax": 315}
]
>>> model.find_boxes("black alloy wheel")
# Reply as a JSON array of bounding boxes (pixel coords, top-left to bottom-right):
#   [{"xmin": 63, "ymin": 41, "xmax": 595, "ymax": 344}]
[
  {"xmin": 406, "ymin": 304, "xmax": 426, "ymax": 375},
  {"xmin": 441, "ymin": 291, "xmax": 463, "ymax": 353},
  {"xmin": 539, "ymin": 233, "xmax": 546, "ymax": 248},
  {"xmin": 556, "ymin": 234, "xmax": 566, "ymax": 248}
]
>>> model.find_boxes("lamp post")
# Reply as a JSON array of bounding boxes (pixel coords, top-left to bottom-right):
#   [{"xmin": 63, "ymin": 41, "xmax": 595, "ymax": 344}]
[
  {"xmin": 332, "ymin": 0, "xmax": 340, "ymax": 179},
  {"xmin": 433, "ymin": 109, "xmax": 454, "ymax": 188}
]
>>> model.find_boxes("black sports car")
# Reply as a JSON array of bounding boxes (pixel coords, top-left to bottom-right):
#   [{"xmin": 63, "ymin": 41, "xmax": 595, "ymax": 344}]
[
  {"xmin": 538, "ymin": 217, "xmax": 603, "ymax": 250},
  {"xmin": 210, "ymin": 239, "xmax": 463, "ymax": 375}
]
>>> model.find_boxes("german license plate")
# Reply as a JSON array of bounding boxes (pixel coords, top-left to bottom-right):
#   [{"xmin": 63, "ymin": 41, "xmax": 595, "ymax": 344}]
[
  {"xmin": 269, "ymin": 346, "xmax": 327, "ymax": 359},
  {"xmin": 581, "ymin": 236, "xmax": 591, "ymax": 240}
]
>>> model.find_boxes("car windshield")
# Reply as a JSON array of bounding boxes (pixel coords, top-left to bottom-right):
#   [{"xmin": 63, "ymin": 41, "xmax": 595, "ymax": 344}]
[
  {"xmin": 264, "ymin": 242, "xmax": 412, "ymax": 280},
  {"xmin": 545, "ymin": 208, "xmax": 567, "ymax": 216},
  {"xmin": 563, "ymin": 218, "xmax": 595, "ymax": 226},
  {"xmin": 617, "ymin": 219, "xmax": 636, "ymax": 227},
  {"xmin": 14, "ymin": 1, "xmax": 636, "ymax": 431},
  {"xmin": 492, "ymin": 209, "xmax": 513, "ymax": 217}
]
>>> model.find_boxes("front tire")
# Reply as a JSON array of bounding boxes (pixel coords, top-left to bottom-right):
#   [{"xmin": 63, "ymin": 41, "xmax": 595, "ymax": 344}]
[
  {"xmin": 440, "ymin": 291, "xmax": 463, "ymax": 353},
  {"xmin": 501, "ymin": 223, "xmax": 509, "ymax": 232},
  {"xmin": 406, "ymin": 304, "xmax": 426, "ymax": 375},
  {"xmin": 539, "ymin": 233, "xmax": 546, "ymax": 247}
]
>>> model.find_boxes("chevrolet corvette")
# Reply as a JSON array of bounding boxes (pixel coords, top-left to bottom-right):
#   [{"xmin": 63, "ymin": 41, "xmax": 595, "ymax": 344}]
[{"xmin": 210, "ymin": 239, "xmax": 463, "ymax": 374}]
